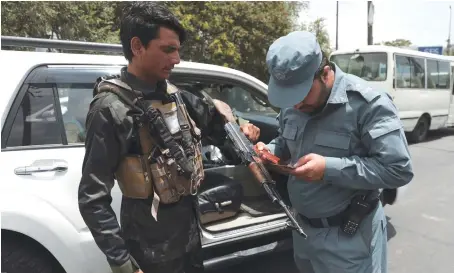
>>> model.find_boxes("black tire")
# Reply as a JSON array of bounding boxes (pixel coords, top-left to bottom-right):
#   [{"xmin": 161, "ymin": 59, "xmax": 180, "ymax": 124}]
[
  {"xmin": 409, "ymin": 115, "xmax": 430, "ymax": 143},
  {"xmin": 1, "ymin": 232, "xmax": 65, "ymax": 273}
]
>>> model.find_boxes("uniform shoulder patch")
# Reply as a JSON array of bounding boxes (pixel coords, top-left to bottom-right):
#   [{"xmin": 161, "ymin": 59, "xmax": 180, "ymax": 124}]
[{"xmin": 345, "ymin": 76, "xmax": 381, "ymax": 103}]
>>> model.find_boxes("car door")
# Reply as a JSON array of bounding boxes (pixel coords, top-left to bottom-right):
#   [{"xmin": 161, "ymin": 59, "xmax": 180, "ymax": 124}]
[
  {"xmin": 1, "ymin": 64, "xmax": 125, "ymax": 232},
  {"xmin": 170, "ymin": 71, "xmax": 292, "ymax": 253}
]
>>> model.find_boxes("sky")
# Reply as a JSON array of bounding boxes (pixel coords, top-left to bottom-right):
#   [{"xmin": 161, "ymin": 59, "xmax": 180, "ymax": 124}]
[{"xmin": 299, "ymin": 0, "xmax": 454, "ymax": 50}]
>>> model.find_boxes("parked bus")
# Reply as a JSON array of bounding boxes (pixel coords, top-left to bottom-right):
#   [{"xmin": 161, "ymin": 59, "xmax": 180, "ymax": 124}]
[{"xmin": 330, "ymin": 45, "xmax": 454, "ymax": 142}]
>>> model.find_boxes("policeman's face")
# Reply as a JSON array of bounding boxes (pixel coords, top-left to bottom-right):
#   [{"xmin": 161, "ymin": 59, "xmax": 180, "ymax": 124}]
[
  {"xmin": 130, "ymin": 27, "xmax": 181, "ymax": 82},
  {"xmin": 294, "ymin": 66, "xmax": 333, "ymax": 113}
]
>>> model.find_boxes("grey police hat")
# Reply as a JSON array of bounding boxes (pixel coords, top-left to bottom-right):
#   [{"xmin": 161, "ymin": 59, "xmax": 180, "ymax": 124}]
[{"xmin": 266, "ymin": 31, "xmax": 323, "ymax": 108}]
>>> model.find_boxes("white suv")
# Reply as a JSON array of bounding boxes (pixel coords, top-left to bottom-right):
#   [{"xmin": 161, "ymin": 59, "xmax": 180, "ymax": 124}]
[{"xmin": 1, "ymin": 37, "xmax": 295, "ymax": 273}]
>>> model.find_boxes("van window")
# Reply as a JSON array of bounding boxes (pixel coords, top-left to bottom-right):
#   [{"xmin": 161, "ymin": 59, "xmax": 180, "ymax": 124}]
[
  {"xmin": 426, "ymin": 59, "xmax": 450, "ymax": 89},
  {"xmin": 330, "ymin": 52, "xmax": 387, "ymax": 81},
  {"xmin": 395, "ymin": 55, "xmax": 425, "ymax": 89},
  {"xmin": 427, "ymin": 59, "xmax": 438, "ymax": 89},
  {"xmin": 6, "ymin": 84, "xmax": 63, "ymax": 147}
]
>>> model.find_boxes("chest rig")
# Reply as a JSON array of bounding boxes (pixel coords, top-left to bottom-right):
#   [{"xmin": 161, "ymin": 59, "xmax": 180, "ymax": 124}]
[{"xmin": 95, "ymin": 76, "xmax": 204, "ymax": 219}]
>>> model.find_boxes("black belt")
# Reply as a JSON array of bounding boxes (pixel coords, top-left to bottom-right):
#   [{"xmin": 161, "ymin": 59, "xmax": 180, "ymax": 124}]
[
  {"xmin": 299, "ymin": 211, "xmax": 345, "ymax": 229},
  {"xmin": 299, "ymin": 195, "xmax": 380, "ymax": 229}
]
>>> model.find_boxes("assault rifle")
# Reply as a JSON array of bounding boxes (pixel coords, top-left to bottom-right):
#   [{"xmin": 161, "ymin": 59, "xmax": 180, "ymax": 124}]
[{"xmin": 224, "ymin": 121, "xmax": 307, "ymax": 238}]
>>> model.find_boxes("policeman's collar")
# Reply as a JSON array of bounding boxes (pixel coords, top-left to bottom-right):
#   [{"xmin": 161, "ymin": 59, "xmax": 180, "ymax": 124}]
[
  {"xmin": 120, "ymin": 67, "xmax": 168, "ymax": 100},
  {"xmin": 326, "ymin": 64, "xmax": 348, "ymax": 104}
]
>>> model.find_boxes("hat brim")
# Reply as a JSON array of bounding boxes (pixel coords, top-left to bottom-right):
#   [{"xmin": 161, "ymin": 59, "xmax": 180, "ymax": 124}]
[{"xmin": 267, "ymin": 76, "xmax": 313, "ymax": 109}]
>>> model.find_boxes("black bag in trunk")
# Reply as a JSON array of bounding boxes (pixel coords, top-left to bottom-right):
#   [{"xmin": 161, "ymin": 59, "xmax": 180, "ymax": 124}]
[{"xmin": 197, "ymin": 172, "xmax": 243, "ymax": 225}]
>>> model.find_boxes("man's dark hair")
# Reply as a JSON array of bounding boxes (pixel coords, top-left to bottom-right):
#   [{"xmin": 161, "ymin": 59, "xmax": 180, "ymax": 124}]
[{"xmin": 120, "ymin": 2, "xmax": 187, "ymax": 61}]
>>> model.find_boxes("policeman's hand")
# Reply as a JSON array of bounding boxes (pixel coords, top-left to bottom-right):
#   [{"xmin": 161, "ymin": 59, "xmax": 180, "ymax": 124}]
[
  {"xmin": 240, "ymin": 123, "xmax": 260, "ymax": 142},
  {"xmin": 290, "ymin": 153, "xmax": 326, "ymax": 181}
]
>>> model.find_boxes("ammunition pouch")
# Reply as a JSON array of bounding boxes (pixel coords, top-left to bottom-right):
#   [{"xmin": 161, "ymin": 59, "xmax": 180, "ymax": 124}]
[
  {"xmin": 115, "ymin": 154, "xmax": 153, "ymax": 199},
  {"xmin": 95, "ymin": 76, "xmax": 204, "ymax": 204}
]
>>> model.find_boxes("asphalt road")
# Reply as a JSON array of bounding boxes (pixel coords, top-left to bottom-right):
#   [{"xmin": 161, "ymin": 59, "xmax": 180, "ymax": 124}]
[{"xmin": 209, "ymin": 128, "xmax": 454, "ymax": 273}]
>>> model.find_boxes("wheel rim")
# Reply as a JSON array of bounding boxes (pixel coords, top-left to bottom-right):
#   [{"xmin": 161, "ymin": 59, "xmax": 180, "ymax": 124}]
[{"xmin": 416, "ymin": 118, "xmax": 429, "ymax": 139}]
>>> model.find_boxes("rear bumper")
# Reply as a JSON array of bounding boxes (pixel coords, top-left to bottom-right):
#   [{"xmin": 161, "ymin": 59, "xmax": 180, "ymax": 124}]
[{"xmin": 203, "ymin": 237, "xmax": 292, "ymax": 271}]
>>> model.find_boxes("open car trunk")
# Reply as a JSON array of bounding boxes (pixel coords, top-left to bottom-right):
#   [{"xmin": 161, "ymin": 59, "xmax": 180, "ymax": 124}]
[
  {"xmin": 197, "ymin": 162, "xmax": 291, "ymax": 234},
  {"xmin": 194, "ymin": 103, "xmax": 293, "ymax": 238}
]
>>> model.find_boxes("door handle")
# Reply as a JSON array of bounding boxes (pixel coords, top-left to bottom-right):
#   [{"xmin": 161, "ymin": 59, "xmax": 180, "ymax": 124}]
[{"xmin": 14, "ymin": 159, "xmax": 68, "ymax": 175}]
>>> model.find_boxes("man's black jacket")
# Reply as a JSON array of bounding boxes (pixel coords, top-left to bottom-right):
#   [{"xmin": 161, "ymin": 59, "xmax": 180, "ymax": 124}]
[{"xmin": 78, "ymin": 68, "xmax": 227, "ymax": 268}]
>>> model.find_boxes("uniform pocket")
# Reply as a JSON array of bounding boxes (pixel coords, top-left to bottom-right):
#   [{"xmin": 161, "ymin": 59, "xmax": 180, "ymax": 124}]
[
  {"xmin": 283, "ymin": 124, "xmax": 298, "ymax": 140},
  {"xmin": 282, "ymin": 124, "xmax": 299, "ymax": 156},
  {"xmin": 115, "ymin": 155, "xmax": 153, "ymax": 199},
  {"xmin": 150, "ymin": 162, "xmax": 180, "ymax": 204},
  {"xmin": 312, "ymin": 130, "xmax": 351, "ymax": 157}
]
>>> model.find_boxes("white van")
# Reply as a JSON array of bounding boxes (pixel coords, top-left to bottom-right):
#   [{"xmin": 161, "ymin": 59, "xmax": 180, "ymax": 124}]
[{"xmin": 330, "ymin": 45, "xmax": 454, "ymax": 142}]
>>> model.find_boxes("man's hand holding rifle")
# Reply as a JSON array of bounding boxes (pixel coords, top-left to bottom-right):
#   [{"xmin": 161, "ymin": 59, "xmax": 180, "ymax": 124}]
[{"xmin": 211, "ymin": 99, "xmax": 307, "ymax": 238}]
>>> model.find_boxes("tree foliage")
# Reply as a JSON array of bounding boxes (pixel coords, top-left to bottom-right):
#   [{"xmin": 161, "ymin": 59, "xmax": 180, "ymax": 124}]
[
  {"xmin": 300, "ymin": 17, "xmax": 331, "ymax": 55},
  {"xmin": 379, "ymin": 39, "xmax": 412, "ymax": 48},
  {"xmin": 1, "ymin": 1, "xmax": 307, "ymax": 82},
  {"xmin": 1, "ymin": 1, "xmax": 118, "ymax": 42}
]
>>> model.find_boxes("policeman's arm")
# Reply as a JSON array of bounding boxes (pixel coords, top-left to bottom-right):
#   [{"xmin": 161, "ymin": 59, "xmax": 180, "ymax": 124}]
[
  {"xmin": 323, "ymin": 96, "xmax": 414, "ymax": 189},
  {"xmin": 266, "ymin": 112, "xmax": 290, "ymax": 160},
  {"xmin": 78, "ymin": 106, "xmax": 138, "ymax": 273}
]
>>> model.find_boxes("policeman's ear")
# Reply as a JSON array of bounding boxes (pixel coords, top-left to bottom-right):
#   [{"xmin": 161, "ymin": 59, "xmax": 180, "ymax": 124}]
[
  {"xmin": 319, "ymin": 65, "xmax": 331, "ymax": 84},
  {"xmin": 130, "ymin": 37, "xmax": 146, "ymax": 58}
]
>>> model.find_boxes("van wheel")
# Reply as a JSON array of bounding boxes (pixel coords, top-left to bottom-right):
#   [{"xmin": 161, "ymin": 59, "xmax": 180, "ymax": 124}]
[
  {"xmin": 1, "ymin": 233, "xmax": 65, "ymax": 273},
  {"xmin": 409, "ymin": 115, "xmax": 430, "ymax": 143}
]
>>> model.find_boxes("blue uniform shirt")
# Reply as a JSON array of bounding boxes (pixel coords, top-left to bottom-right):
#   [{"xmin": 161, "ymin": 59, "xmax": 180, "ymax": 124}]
[{"xmin": 267, "ymin": 65, "xmax": 414, "ymax": 218}]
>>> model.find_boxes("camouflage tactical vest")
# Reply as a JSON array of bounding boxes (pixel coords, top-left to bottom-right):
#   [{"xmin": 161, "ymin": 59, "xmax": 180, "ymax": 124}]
[{"xmin": 95, "ymin": 77, "xmax": 204, "ymax": 219}]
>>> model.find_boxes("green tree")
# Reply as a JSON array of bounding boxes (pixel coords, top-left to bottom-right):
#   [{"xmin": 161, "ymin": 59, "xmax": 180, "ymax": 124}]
[
  {"xmin": 380, "ymin": 39, "xmax": 412, "ymax": 47},
  {"xmin": 301, "ymin": 17, "xmax": 331, "ymax": 55},
  {"xmin": 162, "ymin": 1, "xmax": 306, "ymax": 81},
  {"xmin": 1, "ymin": 1, "xmax": 118, "ymax": 42},
  {"xmin": 1, "ymin": 1, "xmax": 306, "ymax": 82}
]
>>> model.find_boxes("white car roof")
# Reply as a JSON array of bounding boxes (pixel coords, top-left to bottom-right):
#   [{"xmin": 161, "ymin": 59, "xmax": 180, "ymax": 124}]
[{"xmin": 0, "ymin": 50, "xmax": 268, "ymax": 126}]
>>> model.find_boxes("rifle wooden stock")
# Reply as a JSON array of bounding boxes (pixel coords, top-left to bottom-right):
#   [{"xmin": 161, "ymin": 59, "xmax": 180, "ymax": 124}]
[{"xmin": 224, "ymin": 122, "xmax": 307, "ymax": 238}]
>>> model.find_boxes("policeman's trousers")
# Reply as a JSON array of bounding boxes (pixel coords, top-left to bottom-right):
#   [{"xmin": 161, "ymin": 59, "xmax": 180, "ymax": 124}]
[{"xmin": 292, "ymin": 203, "xmax": 387, "ymax": 273}]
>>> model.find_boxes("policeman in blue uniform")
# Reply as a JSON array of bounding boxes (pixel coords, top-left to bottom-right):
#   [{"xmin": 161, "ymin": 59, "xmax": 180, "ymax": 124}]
[{"xmin": 255, "ymin": 31, "xmax": 414, "ymax": 273}]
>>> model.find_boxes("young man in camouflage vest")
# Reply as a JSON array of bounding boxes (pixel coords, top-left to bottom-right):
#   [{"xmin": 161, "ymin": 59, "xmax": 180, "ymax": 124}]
[{"xmin": 78, "ymin": 2, "xmax": 260, "ymax": 273}]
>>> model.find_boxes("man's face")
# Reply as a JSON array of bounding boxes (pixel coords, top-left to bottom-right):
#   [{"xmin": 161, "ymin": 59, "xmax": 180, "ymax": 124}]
[
  {"xmin": 132, "ymin": 27, "xmax": 181, "ymax": 81},
  {"xmin": 294, "ymin": 78, "xmax": 330, "ymax": 113},
  {"xmin": 293, "ymin": 66, "xmax": 333, "ymax": 113}
]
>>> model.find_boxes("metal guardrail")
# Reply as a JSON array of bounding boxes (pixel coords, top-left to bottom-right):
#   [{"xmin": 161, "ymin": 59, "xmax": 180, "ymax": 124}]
[{"xmin": 1, "ymin": 36, "xmax": 123, "ymax": 53}]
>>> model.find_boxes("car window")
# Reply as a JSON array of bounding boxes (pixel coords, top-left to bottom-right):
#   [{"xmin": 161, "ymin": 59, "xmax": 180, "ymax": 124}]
[
  {"xmin": 3, "ymin": 66, "xmax": 123, "ymax": 149},
  {"xmin": 56, "ymin": 83, "xmax": 94, "ymax": 143},
  {"xmin": 173, "ymin": 79, "xmax": 277, "ymax": 117},
  {"xmin": 6, "ymin": 84, "xmax": 63, "ymax": 147}
]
